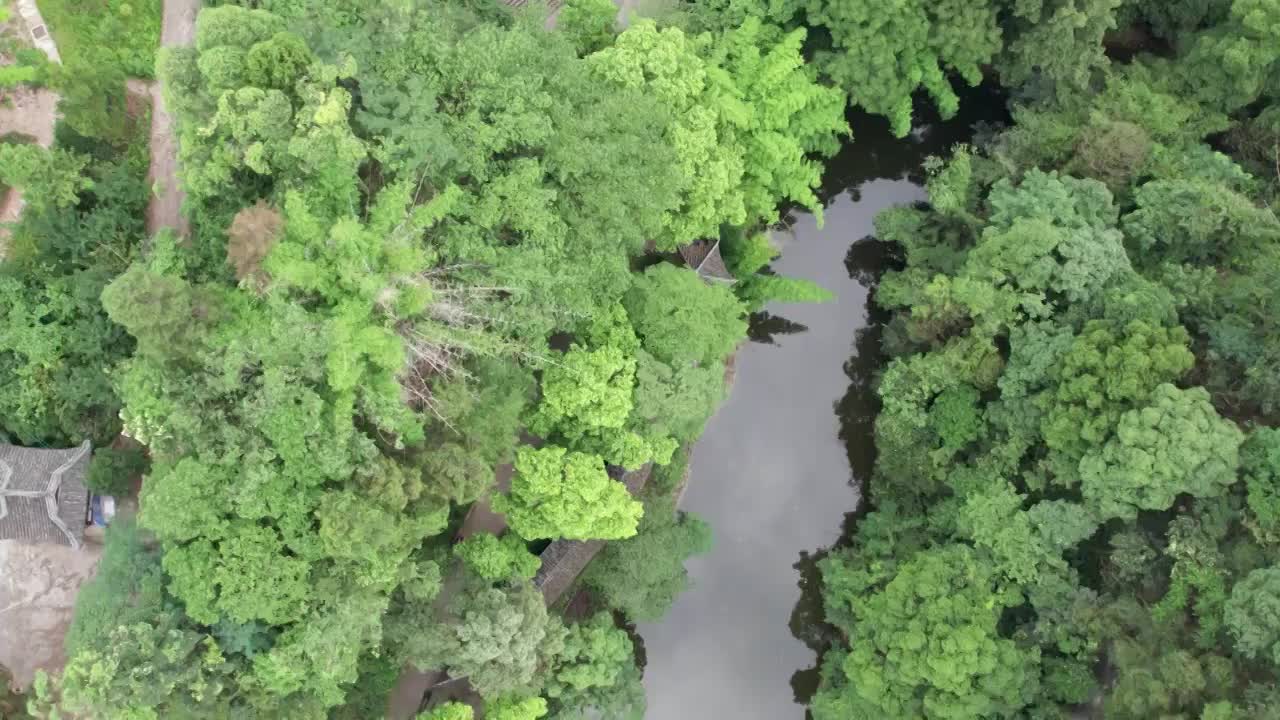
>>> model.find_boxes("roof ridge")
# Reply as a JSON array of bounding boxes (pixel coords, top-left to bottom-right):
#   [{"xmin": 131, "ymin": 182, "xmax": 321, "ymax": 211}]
[{"xmin": 45, "ymin": 441, "xmax": 91, "ymax": 549}]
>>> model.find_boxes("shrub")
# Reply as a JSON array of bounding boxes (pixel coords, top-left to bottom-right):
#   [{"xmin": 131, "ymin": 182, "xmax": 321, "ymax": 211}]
[{"xmin": 86, "ymin": 446, "xmax": 149, "ymax": 496}]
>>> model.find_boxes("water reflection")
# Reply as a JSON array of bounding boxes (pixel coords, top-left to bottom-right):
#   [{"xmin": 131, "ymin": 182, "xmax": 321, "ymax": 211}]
[{"xmin": 639, "ymin": 87, "xmax": 1008, "ymax": 719}]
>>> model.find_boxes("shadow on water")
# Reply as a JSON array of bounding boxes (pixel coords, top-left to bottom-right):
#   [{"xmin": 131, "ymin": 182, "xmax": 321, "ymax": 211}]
[
  {"xmin": 782, "ymin": 85, "xmax": 1010, "ymax": 712},
  {"xmin": 786, "ymin": 237, "xmax": 901, "ymax": 710},
  {"xmin": 747, "ymin": 312, "xmax": 811, "ymax": 345},
  {"xmin": 750, "ymin": 82, "xmax": 1007, "ymax": 348},
  {"xmin": 819, "ymin": 82, "xmax": 1011, "ymax": 204}
]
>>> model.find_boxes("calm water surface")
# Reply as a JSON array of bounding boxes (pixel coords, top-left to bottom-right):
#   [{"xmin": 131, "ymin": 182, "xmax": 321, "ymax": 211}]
[{"xmin": 638, "ymin": 94, "xmax": 1008, "ymax": 718}]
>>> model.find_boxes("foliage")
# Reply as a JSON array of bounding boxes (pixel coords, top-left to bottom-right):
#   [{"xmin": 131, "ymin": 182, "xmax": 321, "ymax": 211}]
[
  {"xmin": 996, "ymin": 0, "xmax": 1124, "ymax": 102},
  {"xmin": 558, "ymin": 0, "xmax": 618, "ymax": 54},
  {"xmin": 34, "ymin": 622, "xmax": 239, "ymax": 720},
  {"xmin": 588, "ymin": 18, "xmax": 844, "ymax": 245},
  {"xmin": 89, "ymin": 130, "xmax": 463, "ymax": 712},
  {"xmin": 26, "ymin": 0, "xmax": 843, "ymax": 714},
  {"xmin": 622, "ymin": 264, "xmax": 746, "ymax": 367},
  {"xmin": 37, "ymin": 0, "xmax": 161, "ymax": 79},
  {"xmin": 418, "ymin": 702, "xmax": 474, "ymax": 720},
  {"xmin": 1079, "ymin": 384, "xmax": 1242, "ymax": 519},
  {"xmin": 722, "ymin": 229, "xmax": 835, "ymax": 311},
  {"xmin": 455, "ymin": 533, "xmax": 541, "ymax": 582},
  {"xmin": 529, "ymin": 305, "xmax": 682, "ymax": 469},
  {"xmin": 415, "ymin": 358, "xmax": 533, "ymax": 505},
  {"xmin": 544, "ymin": 613, "xmax": 634, "ymax": 702},
  {"xmin": 583, "ymin": 496, "xmax": 712, "ymax": 621},
  {"xmin": 0, "ymin": 136, "xmax": 145, "ymax": 447},
  {"xmin": 63, "ymin": 518, "xmax": 170, "ymax": 656},
  {"xmin": 487, "ymin": 695, "xmax": 549, "ymax": 720},
  {"xmin": 1244, "ymin": 429, "xmax": 1280, "ymax": 542},
  {"xmin": 1225, "ymin": 567, "xmax": 1280, "ymax": 664},
  {"xmin": 86, "ymin": 445, "xmax": 149, "ymax": 495},
  {"xmin": 37, "ymin": 0, "xmax": 160, "ymax": 142},
  {"xmin": 496, "ymin": 446, "xmax": 643, "ymax": 541},
  {"xmin": 803, "ymin": 0, "xmax": 1000, "ymax": 137},
  {"xmin": 408, "ymin": 582, "xmax": 565, "ymax": 698},
  {"xmin": 812, "ymin": 545, "xmax": 1038, "ymax": 719},
  {"xmin": 815, "ymin": 54, "xmax": 1280, "ymax": 713},
  {"xmin": 0, "ymin": 145, "xmax": 90, "ymax": 214}
]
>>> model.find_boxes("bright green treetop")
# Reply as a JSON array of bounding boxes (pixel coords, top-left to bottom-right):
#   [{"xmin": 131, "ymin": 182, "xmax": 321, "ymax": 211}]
[
  {"xmin": 559, "ymin": 0, "xmax": 618, "ymax": 54},
  {"xmin": 1039, "ymin": 319, "xmax": 1194, "ymax": 469},
  {"xmin": 588, "ymin": 20, "xmax": 747, "ymax": 248},
  {"xmin": 496, "ymin": 446, "xmax": 643, "ymax": 541},
  {"xmin": 455, "ymin": 533, "xmax": 541, "ymax": 582},
  {"xmin": 486, "ymin": 695, "xmax": 549, "ymax": 720},
  {"xmin": 418, "ymin": 702, "xmax": 474, "ymax": 720}
]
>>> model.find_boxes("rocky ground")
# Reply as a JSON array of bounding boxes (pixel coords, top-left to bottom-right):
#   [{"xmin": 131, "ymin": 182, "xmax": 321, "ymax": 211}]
[{"xmin": 0, "ymin": 540, "xmax": 101, "ymax": 688}]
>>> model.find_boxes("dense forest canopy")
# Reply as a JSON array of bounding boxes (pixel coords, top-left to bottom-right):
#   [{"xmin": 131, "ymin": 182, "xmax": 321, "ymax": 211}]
[
  {"xmin": 2, "ymin": 0, "xmax": 1280, "ymax": 717},
  {"xmin": 806, "ymin": 1, "xmax": 1280, "ymax": 717}
]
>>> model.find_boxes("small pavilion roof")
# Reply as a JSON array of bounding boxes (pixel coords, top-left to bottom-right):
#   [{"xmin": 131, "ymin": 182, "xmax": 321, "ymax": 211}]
[{"xmin": 678, "ymin": 239, "xmax": 736, "ymax": 283}]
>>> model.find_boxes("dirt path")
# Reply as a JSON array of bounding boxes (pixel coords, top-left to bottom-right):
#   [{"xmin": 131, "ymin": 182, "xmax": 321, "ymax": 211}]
[{"xmin": 145, "ymin": 0, "xmax": 200, "ymax": 238}]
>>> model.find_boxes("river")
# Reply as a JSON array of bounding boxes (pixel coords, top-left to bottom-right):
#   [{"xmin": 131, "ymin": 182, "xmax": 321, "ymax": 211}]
[{"xmin": 637, "ymin": 90, "xmax": 1008, "ymax": 719}]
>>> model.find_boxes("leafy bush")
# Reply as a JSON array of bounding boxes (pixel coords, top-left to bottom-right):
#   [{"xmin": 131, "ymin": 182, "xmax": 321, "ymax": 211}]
[{"xmin": 86, "ymin": 446, "xmax": 149, "ymax": 495}]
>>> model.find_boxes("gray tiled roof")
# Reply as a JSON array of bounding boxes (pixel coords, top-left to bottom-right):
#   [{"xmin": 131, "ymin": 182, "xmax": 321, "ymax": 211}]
[
  {"xmin": 0, "ymin": 441, "xmax": 91, "ymax": 548},
  {"xmin": 678, "ymin": 239, "xmax": 736, "ymax": 283}
]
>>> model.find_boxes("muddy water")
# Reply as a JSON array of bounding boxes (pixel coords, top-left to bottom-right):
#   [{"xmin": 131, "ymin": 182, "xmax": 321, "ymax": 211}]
[{"xmin": 637, "ymin": 91, "xmax": 1008, "ymax": 718}]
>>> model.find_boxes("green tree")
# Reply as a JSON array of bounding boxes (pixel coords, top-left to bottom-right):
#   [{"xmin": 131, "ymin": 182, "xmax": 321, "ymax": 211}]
[
  {"xmin": 708, "ymin": 18, "xmax": 848, "ymax": 224},
  {"xmin": 495, "ymin": 446, "xmax": 643, "ymax": 541},
  {"xmin": 487, "ymin": 695, "xmax": 550, "ymax": 720},
  {"xmin": 629, "ymin": 350, "xmax": 725, "ymax": 445},
  {"xmin": 64, "ymin": 518, "xmax": 171, "ymax": 656},
  {"xmin": 1226, "ymin": 567, "xmax": 1280, "ymax": 665},
  {"xmin": 416, "ymin": 359, "xmax": 533, "ymax": 505},
  {"xmin": 1079, "ymin": 384, "xmax": 1243, "ymax": 519},
  {"xmin": 587, "ymin": 20, "xmax": 747, "ymax": 247},
  {"xmin": 0, "ymin": 145, "xmax": 90, "ymax": 213},
  {"xmin": 1039, "ymin": 320, "xmax": 1195, "ymax": 477},
  {"xmin": 583, "ymin": 496, "xmax": 712, "ymax": 621},
  {"xmin": 85, "ymin": 445, "xmax": 149, "ymax": 495},
  {"xmin": 410, "ymin": 582, "xmax": 565, "ymax": 698},
  {"xmin": 545, "ymin": 613, "xmax": 634, "ymax": 702},
  {"xmin": 558, "ymin": 0, "xmax": 618, "ymax": 54},
  {"xmin": 455, "ymin": 533, "xmax": 542, "ymax": 582},
  {"xmin": 803, "ymin": 0, "xmax": 1001, "ymax": 136},
  {"xmin": 530, "ymin": 305, "xmax": 678, "ymax": 469},
  {"xmin": 419, "ymin": 702, "xmax": 474, "ymax": 720},
  {"xmin": 35, "ymin": 622, "xmax": 239, "ymax": 720},
  {"xmin": 1244, "ymin": 429, "xmax": 1280, "ymax": 542},
  {"xmin": 812, "ymin": 545, "xmax": 1038, "ymax": 720},
  {"xmin": 997, "ymin": 0, "xmax": 1123, "ymax": 101},
  {"xmin": 622, "ymin": 264, "xmax": 746, "ymax": 367}
]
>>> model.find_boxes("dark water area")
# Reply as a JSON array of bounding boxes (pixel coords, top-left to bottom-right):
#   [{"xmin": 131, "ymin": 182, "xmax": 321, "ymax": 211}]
[{"xmin": 638, "ymin": 90, "xmax": 1009, "ymax": 719}]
